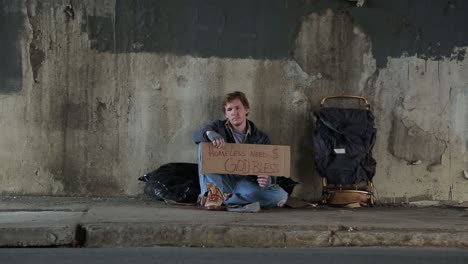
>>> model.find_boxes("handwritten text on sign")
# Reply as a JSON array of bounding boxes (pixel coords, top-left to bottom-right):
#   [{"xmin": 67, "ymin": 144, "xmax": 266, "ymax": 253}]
[{"xmin": 201, "ymin": 142, "xmax": 290, "ymax": 177}]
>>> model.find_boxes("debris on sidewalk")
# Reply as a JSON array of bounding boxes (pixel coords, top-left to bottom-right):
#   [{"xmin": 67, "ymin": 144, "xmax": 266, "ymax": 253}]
[
  {"xmin": 409, "ymin": 200, "xmax": 441, "ymax": 207},
  {"xmin": 284, "ymin": 197, "xmax": 317, "ymax": 208},
  {"xmin": 454, "ymin": 201, "xmax": 468, "ymax": 208}
]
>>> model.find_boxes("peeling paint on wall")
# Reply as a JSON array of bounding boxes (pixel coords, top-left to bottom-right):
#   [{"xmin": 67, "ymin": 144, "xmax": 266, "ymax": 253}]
[{"xmin": 389, "ymin": 114, "xmax": 446, "ymax": 165}]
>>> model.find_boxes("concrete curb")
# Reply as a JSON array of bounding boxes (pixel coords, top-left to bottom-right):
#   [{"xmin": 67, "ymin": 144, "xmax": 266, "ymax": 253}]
[
  {"xmin": 81, "ymin": 223, "xmax": 468, "ymax": 248},
  {"xmin": 0, "ymin": 225, "xmax": 76, "ymax": 247},
  {"xmin": 2, "ymin": 197, "xmax": 467, "ymax": 248},
  {"xmin": 0, "ymin": 210, "xmax": 85, "ymax": 247},
  {"xmin": 2, "ymin": 222, "xmax": 467, "ymax": 248}
]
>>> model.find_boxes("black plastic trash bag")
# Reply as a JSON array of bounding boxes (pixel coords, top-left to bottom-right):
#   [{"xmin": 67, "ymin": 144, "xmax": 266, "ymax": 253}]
[
  {"xmin": 138, "ymin": 163, "xmax": 200, "ymax": 203},
  {"xmin": 313, "ymin": 107, "xmax": 377, "ymax": 185},
  {"xmin": 276, "ymin": 177, "xmax": 299, "ymax": 196}
]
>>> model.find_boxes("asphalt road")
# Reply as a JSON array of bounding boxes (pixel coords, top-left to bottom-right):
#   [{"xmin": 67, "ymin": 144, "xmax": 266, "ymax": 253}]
[{"xmin": 1, "ymin": 247, "xmax": 467, "ymax": 264}]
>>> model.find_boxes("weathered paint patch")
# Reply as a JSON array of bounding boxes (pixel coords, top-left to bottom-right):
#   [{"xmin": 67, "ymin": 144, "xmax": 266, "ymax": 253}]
[
  {"xmin": 82, "ymin": 0, "xmax": 313, "ymax": 59},
  {"xmin": 350, "ymin": 0, "xmax": 468, "ymax": 68},
  {"xmin": 80, "ymin": 0, "xmax": 468, "ymax": 70},
  {"xmin": 389, "ymin": 114, "xmax": 446, "ymax": 166},
  {"xmin": 0, "ymin": 0, "xmax": 24, "ymax": 92},
  {"xmin": 450, "ymin": 86, "xmax": 468, "ymax": 153}
]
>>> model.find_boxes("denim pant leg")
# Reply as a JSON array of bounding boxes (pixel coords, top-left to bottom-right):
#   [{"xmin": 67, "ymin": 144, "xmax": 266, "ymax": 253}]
[
  {"xmin": 197, "ymin": 144, "xmax": 288, "ymax": 207},
  {"xmin": 198, "ymin": 144, "xmax": 237, "ymax": 195},
  {"xmin": 226, "ymin": 178, "xmax": 289, "ymax": 208}
]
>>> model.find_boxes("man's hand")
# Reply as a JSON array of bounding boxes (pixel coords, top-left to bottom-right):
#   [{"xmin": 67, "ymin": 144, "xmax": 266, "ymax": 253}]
[
  {"xmin": 257, "ymin": 175, "xmax": 270, "ymax": 188},
  {"xmin": 206, "ymin": 131, "xmax": 225, "ymax": 148}
]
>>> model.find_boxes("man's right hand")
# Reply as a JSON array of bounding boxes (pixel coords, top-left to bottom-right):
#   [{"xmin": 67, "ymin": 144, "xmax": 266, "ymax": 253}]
[{"xmin": 206, "ymin": 131, "xmax": 225, "ymax": 148}]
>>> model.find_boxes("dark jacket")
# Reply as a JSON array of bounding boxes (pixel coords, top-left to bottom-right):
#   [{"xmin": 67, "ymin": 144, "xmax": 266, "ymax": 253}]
[{"xmin": 192, "ymin": 119, "xmax": 271, "ymax": 145}]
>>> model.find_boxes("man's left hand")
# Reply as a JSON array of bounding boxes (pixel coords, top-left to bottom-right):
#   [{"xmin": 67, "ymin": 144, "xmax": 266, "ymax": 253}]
[{"xmin": 257, "ymin": 175, "xmax": 270, "ymax": 188}]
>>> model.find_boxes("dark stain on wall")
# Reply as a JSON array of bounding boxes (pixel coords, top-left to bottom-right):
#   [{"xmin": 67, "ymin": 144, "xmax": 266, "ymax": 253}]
[
  {"xmin": 82, "ymin": 0, "xmax": 314, "ymax": 59},
  {"xmin": 26, "ymin": 1, "xmax": 45, "ymax": 83},
  {"xmin": 81, "ymin": 0, "xmax": 468, "ymax": 68},
  {"xmin": 349, "ymin": 0, "xmax": 468, "ymax": 67},
  {"xmin": 0, "ymin": 0, "xmax": 24, "ymax": 92},
  {"xmin": 29, "ymin": 42, "xmax": 44, "ymax": 83},
  {"xmin": 82, "ymin": 15, "xmax": 115, "ymax": 52}
]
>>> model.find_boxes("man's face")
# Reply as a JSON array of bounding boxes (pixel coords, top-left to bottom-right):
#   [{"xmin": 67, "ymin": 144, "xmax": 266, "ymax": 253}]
[{"xmin": 224, "ymin": 98, "xmax": 249, "ymax": 127}]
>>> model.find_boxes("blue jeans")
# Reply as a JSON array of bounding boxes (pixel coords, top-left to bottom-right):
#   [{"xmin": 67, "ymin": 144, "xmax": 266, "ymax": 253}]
[{"xmin": 198, "ymin": 144, "xmax": 288, "ymax": 208}]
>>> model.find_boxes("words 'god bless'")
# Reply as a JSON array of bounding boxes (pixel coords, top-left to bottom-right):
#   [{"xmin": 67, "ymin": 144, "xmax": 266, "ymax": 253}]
[{"xmin": 200, "ymin": 142, "xmax": 290, "ymax": 177}]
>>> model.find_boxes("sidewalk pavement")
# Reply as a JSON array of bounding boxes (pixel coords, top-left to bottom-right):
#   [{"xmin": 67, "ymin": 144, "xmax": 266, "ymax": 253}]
[{"xmin": 0, "ymin": 196, "xmax": 467, "ymax": 248}]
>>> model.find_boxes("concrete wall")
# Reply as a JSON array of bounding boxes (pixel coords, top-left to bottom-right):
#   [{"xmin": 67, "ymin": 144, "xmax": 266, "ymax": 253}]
[{"xmin": 0, "ymin": 0, "xmax": 467, "ymax": 202}]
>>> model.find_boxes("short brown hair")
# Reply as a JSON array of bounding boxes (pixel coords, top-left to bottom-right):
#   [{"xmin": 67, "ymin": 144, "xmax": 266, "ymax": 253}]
[{"xmin": 222, "ymin": 91, "xmax": 250, "ymax": 114}]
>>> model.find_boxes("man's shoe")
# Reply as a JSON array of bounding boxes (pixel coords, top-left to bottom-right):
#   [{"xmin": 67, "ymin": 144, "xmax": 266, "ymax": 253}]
[{"xmin": 204, "ymin": 183, "xmax": 224, "ymax": 210}]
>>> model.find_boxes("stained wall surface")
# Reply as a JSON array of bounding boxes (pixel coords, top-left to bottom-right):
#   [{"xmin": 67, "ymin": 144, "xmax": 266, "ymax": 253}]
[{"xmin": 0, "ymin": 0, "xmax": 467, "ymax": 202}]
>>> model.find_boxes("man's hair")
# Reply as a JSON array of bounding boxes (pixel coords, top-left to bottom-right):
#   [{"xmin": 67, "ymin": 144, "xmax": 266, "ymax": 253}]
[{"xmin": 222, "ymin": 91, "xmax": 250, "ymax": 115}]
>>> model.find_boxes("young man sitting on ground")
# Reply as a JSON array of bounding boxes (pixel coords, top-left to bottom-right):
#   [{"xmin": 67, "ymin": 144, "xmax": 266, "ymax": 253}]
[{"xmin": 192, "ymin": 91, "xmax": 288, "ymax": 211}]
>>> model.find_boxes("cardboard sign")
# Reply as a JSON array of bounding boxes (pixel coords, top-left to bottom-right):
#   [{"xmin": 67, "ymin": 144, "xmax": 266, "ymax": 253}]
[{"xmin": 200, "ymin": 142, "xmax": 290, "ymax": 177}]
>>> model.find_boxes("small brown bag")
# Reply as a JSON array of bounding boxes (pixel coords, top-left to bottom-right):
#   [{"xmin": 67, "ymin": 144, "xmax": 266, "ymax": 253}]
[{"xmin": 328, "ymin": 190, "xmax": 372, "ymax": 207}]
